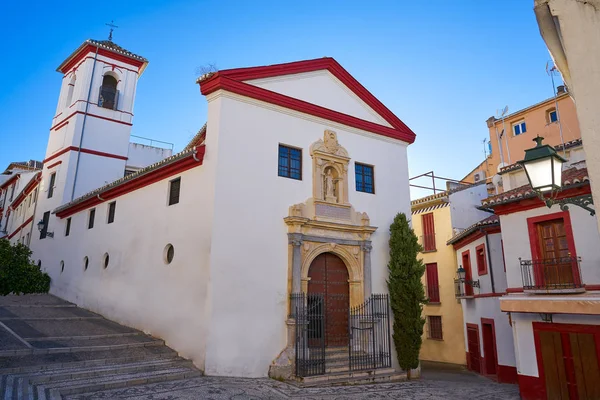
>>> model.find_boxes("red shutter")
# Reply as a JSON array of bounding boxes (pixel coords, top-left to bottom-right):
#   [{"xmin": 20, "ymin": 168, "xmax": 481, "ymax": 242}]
[
  {"xmin": 426, "ymin": 263, "xmax": 440, "ymax": 303},
  {"xmin": 422, "ymin": 213, "xmax": 436, "ymax": 251}
]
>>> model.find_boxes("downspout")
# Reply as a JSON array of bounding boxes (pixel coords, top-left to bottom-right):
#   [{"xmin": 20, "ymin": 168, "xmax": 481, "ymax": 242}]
[
  {"xmin": 481, "ymin": 228, "xmax": 496, "ymax": 294},
  {"xmin": 71, "ymin": 46, "xmax": 99, "ymax": 201}
]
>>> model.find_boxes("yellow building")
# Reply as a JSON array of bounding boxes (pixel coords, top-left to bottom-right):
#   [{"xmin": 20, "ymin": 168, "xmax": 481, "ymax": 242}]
[{"xmin": 411, "ymin": 183, "xmax": 490, "ymax": 366}]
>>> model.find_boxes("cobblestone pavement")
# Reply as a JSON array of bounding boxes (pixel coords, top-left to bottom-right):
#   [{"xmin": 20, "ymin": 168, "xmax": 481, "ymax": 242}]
[{"xmin": 66, "ymin": 371, "xmax": 520, "ymax": 400}]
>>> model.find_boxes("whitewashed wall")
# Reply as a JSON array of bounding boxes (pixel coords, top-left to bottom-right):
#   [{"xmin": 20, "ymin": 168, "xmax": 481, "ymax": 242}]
[
  {"xmin": 448, "ymin": 184, "xmax": 490, "ymax": 232},
  {"xmin": 455, "ymin": 233, "xmax": 507, "ymax": 295},
  {"xmin": 203, "ymin": 86, "xmax": 411, "ymax": 377},
  {"xmin": 126, "ymin": 143, "xmax": 173, "ymax": 170},
  {"xmin": 3, "ymin": 172, "xmax": 38, "ymax": 238}
]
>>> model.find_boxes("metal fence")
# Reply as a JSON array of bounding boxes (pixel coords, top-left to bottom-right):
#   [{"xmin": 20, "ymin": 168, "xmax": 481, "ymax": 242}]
[
  {"xmin": 292, "ymin": 293, "xmax": 326, "ymax": 377},
  {"xmin": 520, "ymin": 256, "xmax": 583, "ymax": 290}
]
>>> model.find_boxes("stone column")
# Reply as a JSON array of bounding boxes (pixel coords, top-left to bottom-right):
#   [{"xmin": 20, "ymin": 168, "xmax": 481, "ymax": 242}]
[
  {"xmin": 362, "ymin": 242, "xmax": 373, "ymax": 300},
  {"xmin": 289, "ymin": 233, "xmax": 303, "ymax": 294}
]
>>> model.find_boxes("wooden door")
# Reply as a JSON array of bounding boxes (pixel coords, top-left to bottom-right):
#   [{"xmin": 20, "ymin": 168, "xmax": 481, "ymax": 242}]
[
  {"xmin": 308, "ymin": 253, "xmax": 349, "ymax": 347},
  {"xmin": 569, "ymin": 332, "xmax": 600, "ymax": 399},
  {"xmin": 537, "ymin": 219, "xmax": 575, "ymax": 286},
  {"xmin": 467, "ymin": 325, "xmax": 481, "ymax": 373},
  {"xmin": 462, "ymin": 252, "xmax": 474, "ymax": 296},
  {"xmin": 482, "ymin": 323, "xmax": 497, "ymax": 376}
]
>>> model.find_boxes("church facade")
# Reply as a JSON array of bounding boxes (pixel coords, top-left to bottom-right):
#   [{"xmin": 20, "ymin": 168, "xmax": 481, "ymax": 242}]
[{"xmin": 21, "ymin": 39, "xmax": 416, "ymax": 378}]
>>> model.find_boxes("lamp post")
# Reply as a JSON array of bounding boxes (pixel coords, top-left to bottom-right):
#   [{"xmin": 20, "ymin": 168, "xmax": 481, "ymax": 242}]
[
  {"xmin": 37, "ymin": 219, "xmax": 53, "ymax": 238},
  {"xmin": 456, "ymin": 266, "xmax": 479, "ymax": 288},
  {"xmin": 519, "ymin": 136, "xmax": 595, "ymax": 216}
]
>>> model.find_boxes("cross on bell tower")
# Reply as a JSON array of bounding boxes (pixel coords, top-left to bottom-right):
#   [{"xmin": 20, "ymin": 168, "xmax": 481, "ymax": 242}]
[{"xmin": 106, "ymin": 20, "xmax": 118, "ymax": 41}]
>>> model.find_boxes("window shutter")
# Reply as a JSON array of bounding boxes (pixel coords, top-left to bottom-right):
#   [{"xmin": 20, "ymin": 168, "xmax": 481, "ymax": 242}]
[
  {"xmin": 426, "ymin": 263, "xmax": 440, "ymax": 303},
  {"xmin": 422, "ymin": 213, "xmax": 436, "ymax": 251},
  {"xmin": 48, "ymin": 173, "xmax": 56, "ymax": 199},
  {"xmin": 107, "ymin": 202, "xmax": 116, "ymax": 224},
  {"xmin": 88, "ymin": 209, "xmax": 95, "ymax": 229},
  {"xmin": 169, "ymin": 178, "xmax": 181, "ymax": 206}
]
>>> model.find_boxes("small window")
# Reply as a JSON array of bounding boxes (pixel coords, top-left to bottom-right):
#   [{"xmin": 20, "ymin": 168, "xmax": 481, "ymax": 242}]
[
  {"xmin": 40, "ymin": 211, "xmax": 50, "ymax": 239},
  {"xmin": 428, "ymin": 316, "xmax": 443, "ymax": 340},
  {"xmin": 355, "ymin": 163, "xmax": 375, "ymax": 194},
  {"xmin": 88, "ymin": 208, "xmax": 95, "ymax": 229},
  {"xmin": 9, "ymin": 184, "xmax": 15, "ymax": 201},
  {"xmin": 512, "ymin": 120, "xmax": 527, "ymax": 136},
  {"xmin": 476, "ymin": 244, "xmax": 488, "ymax": 276},
  {"xmin": 548, "ymin": 109, "xmax": 558, "ymax": 124},
  {"xmin": 107, "ymin": 202, "xmax": 116, "ymax": 224},
  {"xmin": 48, "ymin": 173, "xmax": 56, "ymax": 199},
  {"xmin": 278, "ymin": 145, "xmax": 302, "ymax": 180},
  {"xmin": 103, "ymin": 253, "xmax": 109, "ymax": 269},
  {"xmin": 99, "ymin": 75, "xmax": 118, "ymax": 110},
  {"xmin": 65, "ymin": 217, "xmax": 71, "ymax": 236},
  {"xmin": 168, "ymin": 178, "xmax": 181, "ymax": 206},
  {"xmin": 83, "ymin": 256, "xmax": 89, "ymax": 271},
  {"xmin": 164, "ymin": 244, "xmax": 175, "ymax": 264},
  {"xmin": 60, "ymin": 260, "xmax": 65, "ymax": 273}
]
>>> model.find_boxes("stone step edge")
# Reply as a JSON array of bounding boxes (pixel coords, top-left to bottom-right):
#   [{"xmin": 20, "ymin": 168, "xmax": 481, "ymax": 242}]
[
  {"xmin": 0, "ymin": 352, "xmax": 179, "ymax": 375},
  {"xmin": 300, "ymin": 367, "xmax": 397, "ymax": 382},
  {"xmin": 28, "ymin": 359, "xmax": 194, "ymax": 384},
  {"xmin": 0, "ymin": 304, "xmax": 76, "ymax": 308},
  {"xmin": 0, "ymin": 340, "xmax": 165, "ymax": 357},
  {"xmin": 52, "ymin": 370, "xmax": 203, "ymax": 397},
  {"xmin": 0, "ymin": 316, "xmax": 103, "ymax": 321},
  {"xmin": 24, "ymin": 332, "xmax": 145, "ymax": 342},
  {"xmin": 301, "ymin": 371, "xmax": 406, "ymax": 387}
]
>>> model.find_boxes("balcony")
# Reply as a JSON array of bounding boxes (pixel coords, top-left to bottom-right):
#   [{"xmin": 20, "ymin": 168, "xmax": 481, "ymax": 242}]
[
  {"xmin": 520, "ymin": 257, "xmax": 585, "ymax": 294},
  {"xmin": 454, "ymin": 279, "xmax": 475, "ymax": 299}
]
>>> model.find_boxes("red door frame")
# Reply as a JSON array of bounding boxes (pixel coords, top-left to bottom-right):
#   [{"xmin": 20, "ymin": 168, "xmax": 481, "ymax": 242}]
[
  {"xmin": 466, "ymin": 323, "xmax": 481, "ymax": 373},
  {"xmin": 481, "ymin": 318, "xmax": 499, "ymax": 378},
  {"xmin": 462, "ymin": 250, "xmax": 473, "ymax": 296},
  {"xmin": 533, "ymin": 322, "xmax": 600, "ymax": 399},
  {"xmin": 527, "ymin": 211, "xmax": 581, "ymax": 286}
]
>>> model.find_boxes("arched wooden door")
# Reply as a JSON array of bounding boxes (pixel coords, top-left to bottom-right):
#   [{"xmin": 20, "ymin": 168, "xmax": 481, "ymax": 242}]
[{"xmin": 308, "ymin": 252, "xmax": 349, "ymax": 346}]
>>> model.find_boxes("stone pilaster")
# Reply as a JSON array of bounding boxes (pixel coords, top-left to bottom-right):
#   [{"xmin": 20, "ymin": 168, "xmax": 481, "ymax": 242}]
[
  {"xmin": 362, "ymin": 242, "xmax": 373, "ymax": 300},
  {"xmin": 289, "ymin": 233, "xmax": 303, "ymax": 294}
]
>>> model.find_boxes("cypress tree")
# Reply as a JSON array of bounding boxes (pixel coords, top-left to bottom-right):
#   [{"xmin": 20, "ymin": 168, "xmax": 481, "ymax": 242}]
[{"xmin": 386, "ymin": 213, "xmax": 427, "ymax": 379}]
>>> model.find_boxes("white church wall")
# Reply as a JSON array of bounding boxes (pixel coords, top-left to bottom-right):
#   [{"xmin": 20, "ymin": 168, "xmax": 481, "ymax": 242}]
[
  {"xmin": 202, "ymin": 91, "xmax": 411, "ymax": 377},
  {"xmin": 126, "ymin": 142, "xmax": 173, "ymax": 170},
  {"xmin": 43, "ymin": 161, "xmax": 213, "ymax": 371},
  {"xmin": 247, "ymin": 71, "xmax": 392, "ymax": 128}
]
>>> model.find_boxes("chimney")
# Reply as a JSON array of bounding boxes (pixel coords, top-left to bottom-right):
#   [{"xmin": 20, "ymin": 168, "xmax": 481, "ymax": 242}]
[
  {"xmin": 557, "ymin": 85, "xmax": 566, "ymax": 94},
  {"xmin": 486, "ymin": 116, "xmax": 496, "ymax": 128}
]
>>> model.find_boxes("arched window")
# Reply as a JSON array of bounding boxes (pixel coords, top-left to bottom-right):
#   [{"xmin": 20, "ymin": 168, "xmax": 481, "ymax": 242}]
[
  {"xmin": 99, "ymin": 74, "xmax": 118, "ymax": 110},
  {"xmin": 65, "ymin": 75, "xmax": 76, "ymax": 107}
]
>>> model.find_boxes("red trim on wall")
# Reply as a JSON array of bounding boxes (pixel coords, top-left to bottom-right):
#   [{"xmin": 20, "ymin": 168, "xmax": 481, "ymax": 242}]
[
  {"xmin": 68, "ymin": 99, "xmax": 134, "ymax": 116},
  {"xmin": 481, "ymin": 317, "xmax": 499, "ymax": 378},
  {"xmin": 584, "ymin": 284, "xmax": 600, "ymax": 291},
  {"xmin": 43, "ymin": 146, "xmax": 127, "ymax": 164},
  {"xmin": 452, "ymin": 227, "xmax": 501, "ymax": 249},
  {"xmin": 53, "ymin": 120, "xmax": 69, "ymax": 131},
  {"xmin": 59, "ymin": 45, "xmax": 144, "ymax": 74},
  {"xmin": 493, "ymin": 185, "xmax": 592, "ymax": 215},
  {"xmin": 0, "ymin": 174, "xmax": 19, "ymax": 190},
  {"xmin": 46, "ymin": 161, "xmax": 62, "ymax": 170},
  {"xmin": 506, "ymin": 287, "xmax": 524, "ymax": 293},
  {"xmin": 55, "ymin": 146, "xmax": 206, "ymax": 218},
  {"xmin": 473, "ymin": 292, "xmax": 505, "ymax": 298},
  {"xmin": 50, "ymin": 110, "xmax": 132, "ymax": 131},
  {"xmin": 517, "ymin": 374, "xmax": 545, "ymax": 400},
  {"xmin": 497, "ymin": 365, "xmax": 518, "ymax": 384},
  {"xmin": 10, "ymin": 173, "xmax": 41, "ymax": 209},
  {"xmin": 7, "ymin": 216, "xmax": 34, "ymax": 239},
  {"xmin": 476, "ymin": 243, "xmax": 488, "ymax": 276}
]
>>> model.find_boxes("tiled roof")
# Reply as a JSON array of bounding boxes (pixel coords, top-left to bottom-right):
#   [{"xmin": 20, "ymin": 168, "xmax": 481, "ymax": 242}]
[
  {"xmin": 87, "ymin": 39, "xmax": 147, "ymax": 62},
  {"xmin": 447, "ymin": 214, "xmax": 500, "ymax": 245},
  {"xmin": 499, "ymin": 138, "xmax": 582, "ymax": 174},
  {"xmin": 482, "ymin": 164, "xmax": 590, "ymax": 207},
  {"xmin": 184, "ymin": 123, "xmax": 207, "ymax": 151}
]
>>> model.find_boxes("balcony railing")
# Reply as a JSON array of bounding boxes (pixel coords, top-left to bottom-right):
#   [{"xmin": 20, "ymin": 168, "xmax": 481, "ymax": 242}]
[{"xmin": 520, "ymin": 257, "xmax": 584, "ymax": 293}]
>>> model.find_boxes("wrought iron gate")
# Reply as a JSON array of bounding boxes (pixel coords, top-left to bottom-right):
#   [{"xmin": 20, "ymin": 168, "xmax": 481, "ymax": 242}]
[
  {"xmin": 348, "ymin": 294, "xmax": 392, "ymax": 371},
  {"xmin": 292, "ymin": 293, "xmax": 326, "ymax": 377}
]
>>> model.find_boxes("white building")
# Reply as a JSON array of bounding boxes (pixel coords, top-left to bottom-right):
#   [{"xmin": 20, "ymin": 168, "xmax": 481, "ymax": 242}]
[
  {"xmin": 481, "ymin": 140, "xmax": 600, "ymax": 400},
  {"xmin": 24, "ymin": 38, "xmax": 418, "ymax": 380}
]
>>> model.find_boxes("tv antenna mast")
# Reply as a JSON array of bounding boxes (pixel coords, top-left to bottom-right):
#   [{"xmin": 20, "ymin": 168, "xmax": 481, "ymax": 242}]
[
  {"xmin": 546, "ymin": 61, "xmax": 566, "ymax": 156},
  {"xmin": 497, "ymin": 105, "xmax": 511, "ymax": 164}
]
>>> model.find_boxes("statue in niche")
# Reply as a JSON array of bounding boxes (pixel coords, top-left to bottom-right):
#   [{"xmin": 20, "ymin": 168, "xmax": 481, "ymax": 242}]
[{"xmin": 323, "ymin": 168, "xmax": 340, "ymax": 203}]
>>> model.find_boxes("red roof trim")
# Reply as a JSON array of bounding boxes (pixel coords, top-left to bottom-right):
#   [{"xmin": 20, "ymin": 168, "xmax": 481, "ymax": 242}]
[
  {"xmin": 0, "ymin": 174, "xmax": 19, "ymax": 191},
  {"xmin": 56, "ymin": 146, "xmax": 205, "ymax": 218},
  {"xmin": 452, "ymin": 226, "xmax": 501, "ymax": 250},
  {"xmin": 7, "ymin": 216, "xmax": 34, "ymax": 240},
  {"xmin": 200, "ymin": 58, "xmax": 416, "ymax": 144},
  {"xmin": 493, "ymin": 185, "xmax": 592, "ymax": 215},
  {"xmin": 11, "ymin": 173, "xmax": 41, "ymax": 209},
  {"xmin": 59, "ymin": 44, "xmax": 145, "ymax": 74}
]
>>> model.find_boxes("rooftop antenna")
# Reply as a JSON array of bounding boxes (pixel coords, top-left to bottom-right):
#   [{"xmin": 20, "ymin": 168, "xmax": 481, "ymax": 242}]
[
  {"xmin": 106, "ymin": 20, "xmax": 118, "ymax": 42},
  {"xmin": 497, "ymin": 106, "xmax": 511, "ymax": 164},
  {"xmin": 547, "ymin": 61, "xmax": 566, "ymax": 156}
]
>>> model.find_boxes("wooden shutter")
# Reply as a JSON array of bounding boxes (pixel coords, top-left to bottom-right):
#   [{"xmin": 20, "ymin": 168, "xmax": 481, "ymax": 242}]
[
  {"xmin": 65, "ymin": 217, "xmax": 71, "ymax": 237},
  {"xmin": 422, "ymin": 213, "xmax": 436, "ymax": 251},
  {"xmin": 169, "ymin": 178, "xmax": 181, "ymax": 206},
  {"xmin": 476, "ymin": 244, "xmax": 487, "ymax": 275},
  {"xmin": 426, "ymin": 263, "xmax": 440, "ymax": 303},
  {"xmin": 107, "ymin": 202, "xmax": 116, "ymax": 224}
]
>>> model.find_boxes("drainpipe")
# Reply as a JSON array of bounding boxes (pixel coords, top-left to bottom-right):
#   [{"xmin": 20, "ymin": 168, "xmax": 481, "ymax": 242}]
[
  {"xmin": 481, "ymin": 228, "xmax": 496, "ymax": 294},
  {"xmin": 71, "ymin": 46, "xmax": 99, "ymax": 201}
]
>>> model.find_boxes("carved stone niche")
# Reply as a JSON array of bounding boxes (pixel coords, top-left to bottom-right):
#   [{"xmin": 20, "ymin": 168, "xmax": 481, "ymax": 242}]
[{"xmin": 311, "ymin": 130, "xmax": 350, "ymax": 205}]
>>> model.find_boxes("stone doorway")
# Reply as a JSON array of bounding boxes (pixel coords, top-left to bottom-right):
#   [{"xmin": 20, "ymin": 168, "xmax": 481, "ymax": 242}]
[{"xmin": 307, "ymin": 252, "xmax": 349, "ymax": 347}]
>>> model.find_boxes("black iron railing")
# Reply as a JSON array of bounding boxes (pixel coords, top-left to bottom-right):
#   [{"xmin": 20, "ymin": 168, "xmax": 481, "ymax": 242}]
[
  {"xmin": 520, "ymin": 257, "xmax": 583, "ymax": 290},
  {"xmin": 348, "ymin": 294, "xmax": 392, "ymax": 371},
  {"xmin": 292, "ymin": 292, "xmax": 326, "ymax": 377}
]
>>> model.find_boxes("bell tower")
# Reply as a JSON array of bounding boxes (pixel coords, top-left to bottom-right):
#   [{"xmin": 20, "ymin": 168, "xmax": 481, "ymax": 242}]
[{"xmin": 32, "ymin": 37, "xmax": 147, "ymax": 244}]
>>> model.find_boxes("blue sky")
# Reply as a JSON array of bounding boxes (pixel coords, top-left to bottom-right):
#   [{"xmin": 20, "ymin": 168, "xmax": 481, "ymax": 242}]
[{"xmin": 0, "ymin": 1, "xmax": 559, "ymax": 199}]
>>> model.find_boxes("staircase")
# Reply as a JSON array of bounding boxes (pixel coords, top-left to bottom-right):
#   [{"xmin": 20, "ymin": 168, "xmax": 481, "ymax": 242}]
[
  {"xmin": 299, "ymin": 347, "xmax": 405, "ymax": 386},
  {"xmin": 0, "ymin": 295, "xmax": 201, "ymax": 400}
]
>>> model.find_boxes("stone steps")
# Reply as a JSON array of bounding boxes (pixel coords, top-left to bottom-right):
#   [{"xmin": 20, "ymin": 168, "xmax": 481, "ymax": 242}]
[{"xmin": 301, "ymin": 367, "xmax": 406, "ymax": 387}]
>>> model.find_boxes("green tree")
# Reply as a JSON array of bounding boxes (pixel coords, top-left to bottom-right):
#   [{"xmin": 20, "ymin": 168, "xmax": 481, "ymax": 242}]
[
  {"xmin": 0, "ymin": 239, "xmax": 51, "ymax": 295},
  {"xmin": 386, "ymin": 213, "xmax": 427, "ymax": 379}
]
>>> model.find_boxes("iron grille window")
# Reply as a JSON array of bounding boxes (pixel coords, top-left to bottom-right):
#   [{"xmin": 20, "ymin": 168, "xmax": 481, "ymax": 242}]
[
  {"xmin": 65, "ymin": 217, "xmax": 71, "ymax": 237},
  {"xmin": 428, "ymin": 316, "xmax": 443, "ymax": 340},
  {"xmin": 278, "ymin": 145, "xmax": 302, "ymax": 180},
  {"xmin": 98, "ymin": 75, "xmax": 118, "ymax": 110},
  {"xmin": 48, "ymin": 173, "xmax": 56, "ymax": 199},
  {"xmin": 107, "ymin": 202, "xmax": 116, "ymax": 224},
  {"xmin": 168, "ymin": 178, "xmax": 181, "ymax": 206},
  {"xmin": 355, "ymin": 163, "xmax": 374, "ymax": 194},
  {"xmin": 40, "ymin": 211, "xmax": 50, "ymax": 240},
  {"xmin": 88, "ymin": 208, "xmax": 95, "ymax": 229}
]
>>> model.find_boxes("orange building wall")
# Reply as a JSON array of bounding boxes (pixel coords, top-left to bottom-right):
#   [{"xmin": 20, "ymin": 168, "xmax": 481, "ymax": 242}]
[{"xmin": 463, "ymin": 94, "xmax": 580, "ymax": 183}]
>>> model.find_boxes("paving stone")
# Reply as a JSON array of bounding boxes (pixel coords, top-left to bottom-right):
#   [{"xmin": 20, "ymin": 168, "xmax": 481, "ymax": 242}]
[
  {"xmin": 2, "ymin": 318, "xmax": 138, "ymax": 338},
  {"xmin": 0, "ymin": 294, "xmax": 72, "ymax": 307},
  {"xmin": 31, "ymin": 334, "xmax": 156, "ymax": 349},
  {"xmin": 0, "ymin": 325, "xmax": 27, "ymax": 350},
  {"xmin": 0, "ymin": 305, "xmax": 98, "ymax": 319}
]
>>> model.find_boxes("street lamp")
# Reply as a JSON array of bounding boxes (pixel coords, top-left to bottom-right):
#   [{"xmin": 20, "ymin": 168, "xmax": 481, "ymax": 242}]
[
  {"xmin": 37, "ymin": 219, "xmax": 54, "ymax": 238},
  {"xmin": 456, "ymin": 266, "xmax": 479, "ymax": 288},
  {"xmin": 519, "ymin": 136, "xmax": 595, "ymax": 216}
]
